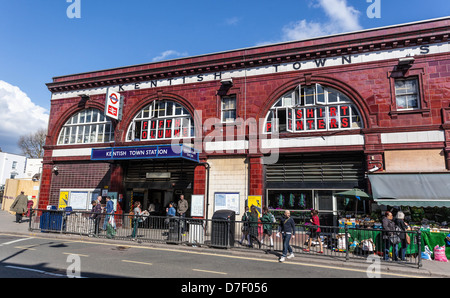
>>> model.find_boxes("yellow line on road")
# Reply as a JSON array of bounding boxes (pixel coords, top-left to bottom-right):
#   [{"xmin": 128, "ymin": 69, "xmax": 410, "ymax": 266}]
[
  {"xmin": 192, "ymin": 269, "xmax": 228, "ymax": 275},
  {"xmin": 14, "ymin": 246, "xmax": 36, "ymax": 250},
  {"xmin": 63, "ymin": 252, "xmax": 90, "ymax": 257},
  {"xmin": 122, "ymin": 260, "xmax": 153, "ymax": 266}
]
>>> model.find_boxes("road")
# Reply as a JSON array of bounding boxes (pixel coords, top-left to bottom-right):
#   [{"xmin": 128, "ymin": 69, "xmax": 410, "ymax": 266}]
[{"xmin": 0, "ymin": 233, "xmax": 425, "ymax": 281}]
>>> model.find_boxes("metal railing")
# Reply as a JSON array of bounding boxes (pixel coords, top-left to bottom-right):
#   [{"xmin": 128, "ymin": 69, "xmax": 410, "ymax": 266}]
[{"xmin": 29, "ymin": 209, "xmax": 422, "ymax": 268}]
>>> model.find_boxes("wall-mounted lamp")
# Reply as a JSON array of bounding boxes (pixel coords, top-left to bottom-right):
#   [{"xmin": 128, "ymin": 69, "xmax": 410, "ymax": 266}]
[
  {"xmin": 220, "ymin": 78, "xmax": 233, "ymax": 87},
  {"xmin": 397, "ymin": 56, "xmax": 415, "ymax": 69}
]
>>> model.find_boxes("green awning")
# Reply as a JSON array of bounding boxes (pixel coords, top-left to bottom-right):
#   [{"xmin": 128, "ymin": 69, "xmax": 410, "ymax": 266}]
[{"xmin": 368, "ymin": 173, "xmax": 450, "ymax": 208}]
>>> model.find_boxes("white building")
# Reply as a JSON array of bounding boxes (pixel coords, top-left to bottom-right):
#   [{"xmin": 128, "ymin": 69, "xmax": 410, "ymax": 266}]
[
  {"xmin": 0, "ymin": 152, "xmax": 28, "ymax": 186},
  {"xmin": 24, "ymin": 158, "xmax": 43, "ymax": 180}
]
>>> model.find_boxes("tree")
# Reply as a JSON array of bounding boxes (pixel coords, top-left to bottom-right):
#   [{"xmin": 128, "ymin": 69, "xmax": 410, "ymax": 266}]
[{"xmin": 18, "ymin": 128, "xmax": 47, "ymax": 158}]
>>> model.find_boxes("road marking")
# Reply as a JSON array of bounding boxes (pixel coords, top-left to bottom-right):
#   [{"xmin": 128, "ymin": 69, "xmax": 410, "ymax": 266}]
[
  {"xmin": 0, "ymin": 233, "xmax": 427, "ymax": 278},
  {"xmin": 122, "ymin": 260, "xmax": 153, "ymax": 266},
  {"xmin": 5, "ymin": 265, "xmax": 67, "ymax": 277},
  {"xmin": 0, "ymin": 237, "xmax": 34, "ymax": 246},
  {"xmin": 192, "ymin": 269, "xmax": 227, "ymax": 275},
  {"xmin": 63, "ymin": 252, "xmax": 89, "ymax": 257},
  {"xmin": 14, "ymin": 245, "xmax": 36, "ymax": 251}
]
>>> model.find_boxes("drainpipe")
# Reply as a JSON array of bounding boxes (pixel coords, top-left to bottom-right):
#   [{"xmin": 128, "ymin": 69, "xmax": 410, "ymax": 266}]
[{"xmin": 198, "ymin": 162, "xmax": 210, "ymax": 234}]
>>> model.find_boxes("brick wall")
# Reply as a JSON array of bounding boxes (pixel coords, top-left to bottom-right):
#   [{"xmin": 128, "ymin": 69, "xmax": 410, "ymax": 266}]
[{"xmin": 43, "ymin": 162, "xmax": 111, "ymax": 207}]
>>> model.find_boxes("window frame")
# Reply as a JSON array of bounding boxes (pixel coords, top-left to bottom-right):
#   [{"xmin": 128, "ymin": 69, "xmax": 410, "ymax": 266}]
[
  {"xmin": 221, "ymin": 94, "xmax": 237, "ymax": 123},
  {"xmin": 264, "ymin": 84, "xmax": 363, "ymax": 134},
  {"xmin": 126, "ymin": 100, "xmax": 194, "ymax": 142},
  {"xmin": 394, "ymin": 77, "xmax": 421, "ymax": 111},
  {"xmin": 57, "ymin": 109, "xmax": 115, "ymax": 146}
]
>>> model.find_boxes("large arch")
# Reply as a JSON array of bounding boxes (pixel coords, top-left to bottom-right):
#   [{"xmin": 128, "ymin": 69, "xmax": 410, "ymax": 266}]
[
  {"xmin": 122, "ymin": 93, "xmax": 197, "ymax": 143},
  {"xmin": 257, "ymin": 76, "xmax": 371, "ymax": 132}
]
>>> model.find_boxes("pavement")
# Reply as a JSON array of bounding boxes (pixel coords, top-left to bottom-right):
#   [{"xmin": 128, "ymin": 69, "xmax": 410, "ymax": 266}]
[{"xmin": 1, "ymin": 207, "xmax": 449, "ymax": 278}]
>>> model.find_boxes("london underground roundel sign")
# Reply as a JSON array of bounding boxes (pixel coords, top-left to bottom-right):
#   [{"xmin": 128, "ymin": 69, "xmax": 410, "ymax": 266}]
[{"xmin": 105, "ymin": 89, "xmax": 122, "ymax": 120}]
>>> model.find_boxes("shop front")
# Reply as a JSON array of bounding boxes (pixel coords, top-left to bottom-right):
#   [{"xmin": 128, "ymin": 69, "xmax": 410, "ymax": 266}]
[{"xmin": 265, "ymin": 152, "xmax": 367, "ymax": 226}]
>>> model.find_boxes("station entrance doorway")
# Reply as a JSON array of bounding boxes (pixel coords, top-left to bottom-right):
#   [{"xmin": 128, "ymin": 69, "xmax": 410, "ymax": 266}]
[{"xmin": 123, "ymin": 159, "xmax": 196, "ymax": 215}]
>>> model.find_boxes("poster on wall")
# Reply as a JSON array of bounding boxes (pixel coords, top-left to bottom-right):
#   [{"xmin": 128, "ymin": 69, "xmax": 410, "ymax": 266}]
[
  {"xmin": 248, "ymin": 195, "xmax": 263, "ymax": 217},
  {"xmin": 214, "ymin": 193, "xmax": 240, "ymax": 214},
  {"xmin": 191, "ymin": 195, "xmax": 204, "ymax": 217},
  {"xmin": 58, "ymin": 191, "xmax": 69, "ymax": 209},
  {"xmin": 70, "ymin": 191, "xmax": 89, "ymax": 210}
]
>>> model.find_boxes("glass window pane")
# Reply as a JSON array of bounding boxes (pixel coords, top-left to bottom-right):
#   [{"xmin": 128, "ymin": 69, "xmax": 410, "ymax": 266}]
[
  {"xmin": 304, "ymin": 86, "xmax": 314, "ymax": 105},
  {"xmin": 316, "ymin": 84, "xmax": 325, "ymax": 104},
  {"xmin": 90, "ymin": 125, "xmax": 97, "ymax": 143},
  {"xmin": 92, "ymin": 110, "xmax": 98, "ymax": 122},
  {"xmin": 396, "ymin": 96, "xmax": 407, "ymax": 109},
  {"xmin": 85, "ymin": 110, "xmax": 92, "ymax": 123},
  {"xmin": 328, "ymin": 90, "xmax": 338, "ymax": 103},
  {"xmin": 83, "ymin": 126, "xmax": 90, "ymax": 143},
  {"xmin": 317, "ymin": 190, "xmax": 333, "ymax": 211},
  {"xmin": 79, "ymin": 111, "xmax": 85, "ymax": 124},
  {"xmin": 97, "ymin": 124, "xmax": 105, "ymax": 142}
]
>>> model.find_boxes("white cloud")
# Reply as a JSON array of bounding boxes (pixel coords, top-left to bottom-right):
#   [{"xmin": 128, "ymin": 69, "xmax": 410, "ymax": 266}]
[
  {"xmin": 225, "ymin": 17, "xmax": 241, "ymax": 26},
  {"xmin": 263, "ymin": 0, "xmax": 363, "ymax": 44},
  {"xmin": 0, "ymin": 80, "xmax": 49, "ymax": 153},
  {"xmin": 152, "ymin": 50, "xmax": 188, "ymax": 62}
]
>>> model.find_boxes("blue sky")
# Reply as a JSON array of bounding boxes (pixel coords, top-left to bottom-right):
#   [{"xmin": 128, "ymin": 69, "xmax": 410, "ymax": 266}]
[{"xmin": 0, "ymin": 0, "xmax": 449, "ymax": 154}]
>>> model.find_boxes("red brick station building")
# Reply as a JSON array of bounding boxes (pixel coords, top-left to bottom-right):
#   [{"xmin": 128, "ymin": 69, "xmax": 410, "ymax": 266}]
[{"xmin": 39, "ymin": 17, "xmax": 450, "ymax": 225}]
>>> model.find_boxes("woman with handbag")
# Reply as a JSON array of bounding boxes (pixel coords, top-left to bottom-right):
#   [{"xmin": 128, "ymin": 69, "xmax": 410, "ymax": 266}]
[
  {"xmin": 304, "ymin": 210, "xmax": 323, "ymax": 253},
  {"xmin": 395, "ymin": 211, "xmax": 410, "ymax": 261}
]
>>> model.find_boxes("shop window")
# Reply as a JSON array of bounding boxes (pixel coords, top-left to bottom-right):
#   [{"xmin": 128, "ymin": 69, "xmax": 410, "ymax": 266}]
[
  {"xmin": 394, "ymin": 78, "xmax": 420, "ymax": 110},
  {"xmin": 57, "ymin": 109, "xmax": 114, "ymax": 145},
  {"xmin": 221, "ymin": 95, "xmax": 236, "ymax": 123},
  {"xmin": 126, "ymin": 100, "xmax": 194, "ymax": 142},
  {"xmin": 267, "ymin": 190, "xmax": 314, "ymax": 211},
  {"xmin": 264, "ymin": 84, "xmax": 362, "ymax": 134}
]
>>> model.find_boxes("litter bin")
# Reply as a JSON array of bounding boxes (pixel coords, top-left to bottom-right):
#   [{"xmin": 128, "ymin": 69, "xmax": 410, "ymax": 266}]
[
  {"xmin": 40, "ymin": 210, "xmax": 65, "ymax": 232},
  {"xmin": 211, "ymin": 210, "xmax": 236, "ymax": 248},
  {"xmin": 167, "ymin": 217, "xmax": 180, "ymax": 243},
  {"xmin": 189, "ymin": 219, "xmax": 204, "ymax": 245}
]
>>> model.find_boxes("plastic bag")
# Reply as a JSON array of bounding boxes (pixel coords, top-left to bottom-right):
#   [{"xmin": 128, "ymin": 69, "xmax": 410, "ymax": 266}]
[
  {"xmin": 421, "ymin": 245, "xmax": 432, "ymax": 260},
  {"xmin": 361, "ymin": 239, "xmax": 375, "ymax": 252},
  {"xmin": 434, "ymin": 245, "xmax": 448, "ymax": 262}
]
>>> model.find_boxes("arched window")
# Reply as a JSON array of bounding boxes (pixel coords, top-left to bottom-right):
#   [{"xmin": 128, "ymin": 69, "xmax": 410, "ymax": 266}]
[
  {"xmin": 126, "ymin": 100, "xmax": 194, "ymax": 141},
  {"xmin": 264, "ymin": 84, "xmax": 363, "ymax": 133},
  {"xmin": 57, "ymin": 109, "xmax": 115, "ymax": 145}
]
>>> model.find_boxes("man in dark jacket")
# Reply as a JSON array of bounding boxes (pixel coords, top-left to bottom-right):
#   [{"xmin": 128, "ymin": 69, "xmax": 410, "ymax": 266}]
[
  {"xmin": 277, "ymin": 210, "xmax": 296, "ymax": 262},
  {"xmin": 90, "ymin": 200, "xmax": 102, "ymax": 237},
  {"xmin": 10, "ymin": 191, "xmax": 28, "ymax": 223},
  {"xmin": 382, "ymin": 211, "xmax": 397, "ymax": 261}
]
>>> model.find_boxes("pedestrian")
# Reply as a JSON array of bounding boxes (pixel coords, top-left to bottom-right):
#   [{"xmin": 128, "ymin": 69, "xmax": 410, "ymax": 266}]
[
  {"xmin": 239, "ymin": 206, "xmax": 251, "ymax": 246},
  {"xmin": 304, "ymin": 209, "xmax": 323, "ymax": 253},
  {"xmin": 103, "ymin": 196, "xmax": 114, "ymax": 230},
  {"xmin": 382, "ymin": 210, "xmax": 398, "ymax": 261},
  {"xmin": 10, "ymin": 191, "xmax": 28, "ymax": 223},
  {"xmin": 395, "ymin": 211, "xmax": 410, "ymax": 261},
  {"xmin": 166, "ymin": 202, "xmax": 176, "ymax": 217},
  {"xmin": 248, "ymin": 205, "xmax": 261, "ymax": 249},
  {"xmin": 276, "ymin": 210, "xmax": 296, "ymax": 262},
  {"xmin": 103, "ymin": 196, "xmax": 115, "ymax": 238},
  {"xmin": 26, "ymin": 200, "xmax": 34, "ymax": 217},
  {"xmin": 90, "ymin": 200, "xmax": 102, "ymax": 237},
  {"xmin": 177, "ymin": 195, "xmax": 188, "ymax": 235},
  {"xmin": 260, "ymin": 206, "xmax": 274, "ymax": 248},
  {"xmin": 132, "ymin": 201, "xmax": 145, "ymax": 239}
]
